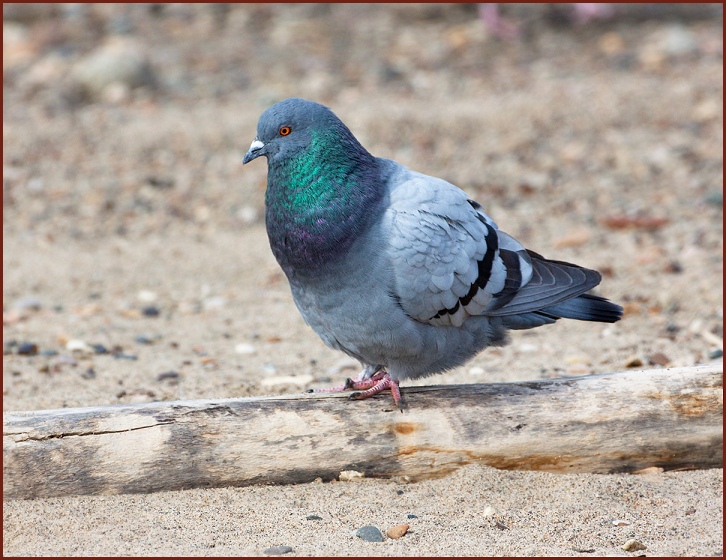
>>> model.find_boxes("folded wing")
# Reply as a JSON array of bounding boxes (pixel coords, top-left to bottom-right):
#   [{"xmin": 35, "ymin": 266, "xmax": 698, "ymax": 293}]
[{"xmin": 385, "ymin": 172, "xmax": 622, "ymax": 328}]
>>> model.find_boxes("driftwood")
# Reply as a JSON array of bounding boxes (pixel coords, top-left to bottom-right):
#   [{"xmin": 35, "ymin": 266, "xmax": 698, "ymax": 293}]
[{"xmin": 3, "ymin": 364, "xmax": 722, "ymax": 500}]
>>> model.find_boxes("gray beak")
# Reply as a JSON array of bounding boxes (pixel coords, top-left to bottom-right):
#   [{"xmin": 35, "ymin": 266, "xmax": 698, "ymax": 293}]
[{"xmin": 243, "ymin": 139, "xmax": 265, "ymax": 164}]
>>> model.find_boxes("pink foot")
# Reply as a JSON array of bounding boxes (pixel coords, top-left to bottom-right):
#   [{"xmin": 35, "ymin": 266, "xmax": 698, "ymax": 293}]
[
  {"xmin": 310, "ymin": 371, "xmax": 403, "ymax": 411},
  {"xmin": 348, "ymin": 372, "xmax": 402, "ymax": 412}
]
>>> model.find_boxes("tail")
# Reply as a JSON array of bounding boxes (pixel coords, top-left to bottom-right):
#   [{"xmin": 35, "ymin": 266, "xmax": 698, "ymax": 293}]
[
  {"xmin": 494, "ymin": 251, "xmax": 623, "ymax": 330},
  {"xmin": 536, "ymin": 293, "xmax": 623, "ymax": 323}
]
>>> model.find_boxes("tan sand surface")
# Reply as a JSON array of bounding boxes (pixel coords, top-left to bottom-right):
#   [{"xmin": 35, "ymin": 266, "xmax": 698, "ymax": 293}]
[{"xmin": 3, "ymin": 4, "xmax": 723, "ymax": 556}]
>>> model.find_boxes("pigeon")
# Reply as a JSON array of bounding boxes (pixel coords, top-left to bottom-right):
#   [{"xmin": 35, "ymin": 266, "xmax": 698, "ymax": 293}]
[{"xmin": 243, "ymin": 98, "xmax": 622, "ymax": 410}]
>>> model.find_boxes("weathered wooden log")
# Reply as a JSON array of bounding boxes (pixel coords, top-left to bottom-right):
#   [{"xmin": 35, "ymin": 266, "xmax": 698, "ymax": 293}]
[{"xmin": 3, "ymin": 364, "xmax": 722, "ymax": 500}]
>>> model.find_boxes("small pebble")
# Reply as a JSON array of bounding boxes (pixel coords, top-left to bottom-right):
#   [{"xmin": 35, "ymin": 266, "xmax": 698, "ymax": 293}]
[
  {"xmin": 407, "ymin": 514, "xmax": 418, "ymax": 519},
  {"xmin": 355, "ymin": 526, "xmax": 384, "ymax": 542},
  {"xmin": 386, "ymin": 524, "xmax": 409, "ymax": 539},
  {"xmin": 141, "ymin": 306, "xmax": 160, "ymax": 317},
  {"xmin": 66, "ymin": 339, "xmax": 91, "ymax": 353},
  {"xmin": 203, "ymin": 296, "xmax": 227, "ymax": 311},
  {"xmin": 624, "ymin": 356, "xmax": 643, "ymax": 368},
  {"xmin": 12, "ymin": 296, "xmax": 42, "ymax": 311},
  {"xmin": 40, "ymin": 349, "xmax": 58, "ymax": 357},
  {"xmin": 648, "ymin": 352, "xmax": 671, "ymax": 366},
  {"xmin": 339, "ymin": 470, "xmax": 365, "ymax": 482},
  {"xmin": 495, "ymin": 521, "xmax": 508, "ymax": 530},
  {"xmin": 396, "ymin": 489, "xmax": 404, "ymax": 495},
  {"xmin": 113, "ymin": 353, "xmax": 138, "ymax": 360},
  {"xmin": 572, "ymin": 547, "xmax": 596, "ymax": 553},
  {"xmin": 633, "ymin": 466, "xmax": 664, "ymax": 475},
  {"xmin": 56, "ymin": 355, "xmax": 78, "ymax": 367},
  {"xmin": 146, "ymin": 176, "xmax": 175, "ymax": 189},
  {"xmin": 137, "ymin": 290, "xmax": 157, "ymax": 303},
  {"xmin": 663, "ymin": 260, "xmax": 682, "ymax": 274},
  {"xmin": 135, "ymin": 335, "xmax": 158, "ymax": 345},
  {"xmin": 611, "ymin": 519, "xmax": 631, "ymax": 527},
  {"xmin": 622, "ymin": 539, "xmax": 646, "ymax": 552},
  {"xmin": 306, "ymin": 515, "xmax": 322, "ymax": 521},
  {"xmin": 263, "ymin": 545, "xmax": 293, "ymax": 555},
  {"xmin": 704, "ymin": 191, "xmax": 723, "ymax": 207},
  {"xmin": 2, "ymin": 309, "xmax": 24, "ymax": 324},
  {"xmin": 659, "ymin": 25, "xmax": 698, "ymax": 57},
  {"xmin": 709, "ymin": 349, "xmax": 723, "ymax": 360},
  {"xmin": 599, "ymin": 31, "xmax": 625, "ymax": 55},
  {"xmin": 685, "ymin": 507, "xmax": 696, "ymax": 515},
  {"xmin": 156, "ymin": 371, "xmax": 180, "ymax": 382},
  {"xmin": 91, "ymin": 344, "xmax": 109, "ymax": 354},
  {"xmin": 72, "ymin": 38, "xmax": 155, "ymax": 100},
  {"xmin": 237, "ymin": 205, "xmax": 259, "ymax": 224},
  {"xmin": 17, "ymin": 342, "xmax": 39, "ymax": 356},
  {"xmin": 235, "ymin": 343, "xmax": 257, "ymax": 354},
  {"xmin": 3, "ymin": 340, "xmax": 17, "ymax": 355},
  {"xmin": 82, "ymin": 367, "xmax": 96, "ymax": 379},
  {"xmin": 482, "ymin": 506, "xmax": 497, "ymax": 518}
]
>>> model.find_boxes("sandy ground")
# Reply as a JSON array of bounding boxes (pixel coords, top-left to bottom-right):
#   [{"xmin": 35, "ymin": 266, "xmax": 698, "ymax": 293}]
[{"xmin": 3, "ymin": 4, "xmax": 723, "ymax": 556}]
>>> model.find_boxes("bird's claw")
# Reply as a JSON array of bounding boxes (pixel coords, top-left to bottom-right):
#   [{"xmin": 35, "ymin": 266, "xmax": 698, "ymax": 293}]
[{"xmin": 314, "ymin": 371, "xmax": 403, "ymax": 410}]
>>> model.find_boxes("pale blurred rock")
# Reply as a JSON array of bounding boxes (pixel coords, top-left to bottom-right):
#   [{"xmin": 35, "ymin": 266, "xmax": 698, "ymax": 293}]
[
  {"xmin": 237, "ymin": 206, "xmax": 259, "ymax": 224},
  {"xmin": 599, "ymin": 32, "xmax": 625, "ymax": 55},
  {"xmin": 137, "ymin": 290, "xmax": 158, "ymax": 303},
  {"xmin": 3, "ymin": 22, "xmax": 36, "ymax": 68},
  {"xmin": 339, "ymin": 470, "xmax": 365, "ymax": 482},
  {"xmin": 66, "ymin": 339, "xmax": 91, "ymax": 354},
  {"xmin": 235, "ymin": 343, "xmax": 257, "ymax": 355},
  {"xmin": 622, "ymin": 539, "xmax": 647, "ymax": 552},
  {"xmin": 692, "ymin": 98, "xmax": 721, "ymax": 123},
  {"xmin": 386, "ymin": 524, "xmax": 409, "ymax": 539},
  {"xmin": 72, "ymin": 37, "xmax": 155, "ymax": 100}
]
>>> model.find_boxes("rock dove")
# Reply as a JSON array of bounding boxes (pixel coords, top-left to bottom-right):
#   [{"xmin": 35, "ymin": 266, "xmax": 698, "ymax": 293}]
[{"xmin": 243, "ymin": 98, "xmax": 622, "ymax": 410}]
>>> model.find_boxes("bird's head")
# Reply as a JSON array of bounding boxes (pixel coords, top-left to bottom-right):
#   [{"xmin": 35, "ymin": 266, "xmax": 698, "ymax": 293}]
[{"xmin": 242, "ymin": 98, "xmax": 341, "ymax": 166}]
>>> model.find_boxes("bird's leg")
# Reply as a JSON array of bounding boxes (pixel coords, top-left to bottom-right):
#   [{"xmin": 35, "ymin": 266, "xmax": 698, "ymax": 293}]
[
  {"xmin": 308, "ymin": 367, "xmax": 403, "ymax": 410},
  {"xmin": 309, "ymin": 365, "xmax": 383, "ymax": 393},
  {"xmin": 348, "ymin": 372, "xmax": 403, "ymax": 412}
]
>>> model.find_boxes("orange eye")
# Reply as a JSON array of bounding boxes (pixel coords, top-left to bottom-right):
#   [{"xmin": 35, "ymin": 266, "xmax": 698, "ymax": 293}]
[{"xmin": 279, "ymin": 126, "xmax": 291, "ymax": 136}]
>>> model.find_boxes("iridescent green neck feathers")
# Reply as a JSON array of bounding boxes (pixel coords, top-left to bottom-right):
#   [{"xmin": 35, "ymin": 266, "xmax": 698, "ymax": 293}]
[{"xmin": 265, "ymin": 126, "xmax": 382, "ymax": 275}]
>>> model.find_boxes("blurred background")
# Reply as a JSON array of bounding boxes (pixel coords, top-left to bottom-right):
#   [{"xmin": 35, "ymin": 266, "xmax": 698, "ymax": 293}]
[{"xmin": 3, "ymin": 4, "xmax": 723, "ymax": 410}]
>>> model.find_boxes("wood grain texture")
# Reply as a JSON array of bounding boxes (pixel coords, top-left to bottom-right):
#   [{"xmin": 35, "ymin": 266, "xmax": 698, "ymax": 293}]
[{"xmin": 3, "ymin": 364, "xmax": 722, "ymax": 500}]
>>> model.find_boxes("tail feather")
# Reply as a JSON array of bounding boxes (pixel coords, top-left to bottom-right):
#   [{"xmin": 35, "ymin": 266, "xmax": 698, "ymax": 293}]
[
  {"xmin": 487, "ymin": 253, "xmax": 603, "ymax": 317},
  {"xmin": 537, "ymin": 293, "xmax": 623, "ymax": 323},
  {"xmin": 493, "ymin": 251, "xmax": 623, "ymax": 331}
]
